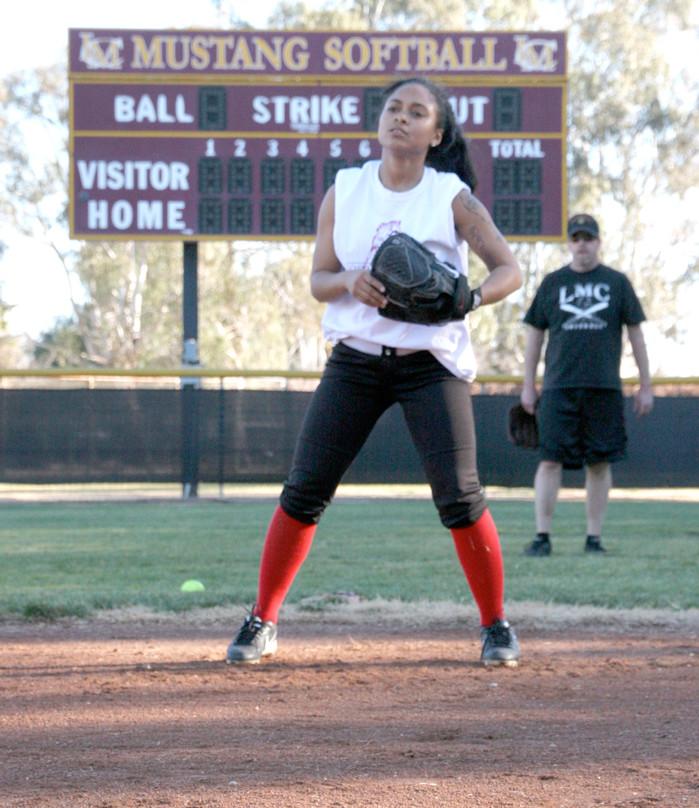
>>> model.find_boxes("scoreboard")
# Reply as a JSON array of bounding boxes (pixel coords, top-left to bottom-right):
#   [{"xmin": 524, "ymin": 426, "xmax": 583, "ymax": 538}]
[{"xmin": 69, "ymin": 30, "xmax": 567, "ymax": 241}]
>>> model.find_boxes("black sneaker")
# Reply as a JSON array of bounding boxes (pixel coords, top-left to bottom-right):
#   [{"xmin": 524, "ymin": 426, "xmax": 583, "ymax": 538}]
[
  {"xmin": 524, "ymin": 535, "xmax": 551, "ymax": 556},
  {"xmin": 585, "ymin": 536, "xmax": 607, "ymax": 553},
  {"xmin": 480, "ymin": 619, "xmax": 520, "ymax": 668},
  {"xmin": 226, "ymin": 614, "xmax": 278, "ymax": 664}
]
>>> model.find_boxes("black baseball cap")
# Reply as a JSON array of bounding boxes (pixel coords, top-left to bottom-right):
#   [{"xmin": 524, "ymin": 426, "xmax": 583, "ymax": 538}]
[{"xmin": 567, "ymin": 214, "xmax": 599, "ymax": 238}]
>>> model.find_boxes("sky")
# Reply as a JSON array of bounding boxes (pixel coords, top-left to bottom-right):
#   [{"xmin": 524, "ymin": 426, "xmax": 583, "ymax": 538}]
[
  {"xmin": 1, "ymin": 1, "xmax": 697, "ymax": 375},
  {"xmin": 0, "ymin": 0, "xmax": 278, "ymax": 340},
  {"xmin": 0, "ymin": 0, "xmax": 277, "ymax": 73}
]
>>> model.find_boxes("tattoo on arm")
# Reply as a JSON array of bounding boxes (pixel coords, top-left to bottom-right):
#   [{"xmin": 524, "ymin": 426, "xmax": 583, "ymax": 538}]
[
  {"xmin": 467, "ymin": 224, "xmax": 486, "ymax": 253},
  {"xmin": 458, "ymin": 190, "xmax": 489, "ymax": 222},
  {"xmin": 458, "ymin": 191, "xmax": 507, "ymax": 256}
]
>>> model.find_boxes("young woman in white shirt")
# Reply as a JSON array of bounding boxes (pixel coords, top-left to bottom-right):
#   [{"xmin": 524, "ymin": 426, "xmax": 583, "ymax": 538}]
[{"xmin": 227, "ymin": 77, "xmax": 523, "ymax": 668}]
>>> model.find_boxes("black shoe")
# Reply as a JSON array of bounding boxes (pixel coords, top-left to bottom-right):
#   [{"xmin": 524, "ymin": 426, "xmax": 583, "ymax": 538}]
[
  {"xmin": 480, "ymin": 619, "xmax": 520, "ymax": 668},
  {"xmin": 585, "ymin": 536, "xmax": 607, "ymax": 553},
  {"xmin": 226, "ymin": 614, "xmax": 278, "ymax": 664},
  {"xmin": 524, "ymin": 535, "xmax": 551, "ymax": 556}
]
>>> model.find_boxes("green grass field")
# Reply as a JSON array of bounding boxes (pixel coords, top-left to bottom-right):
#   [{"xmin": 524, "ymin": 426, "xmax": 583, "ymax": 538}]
[{"xmin": 0, "ymin": 497, "xmax": 697, "ymax": 619}]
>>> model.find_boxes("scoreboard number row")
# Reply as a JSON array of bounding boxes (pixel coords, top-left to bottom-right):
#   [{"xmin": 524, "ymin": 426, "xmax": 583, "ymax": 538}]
[
  {"xmin": 198, "ymin": 156, "xmax": 370, "ymax": 196},
  {"xmin": 197, "ymin": 154, "xmax": 544, "ymax": 213},
  {"xmin": 196, "ymin": 195, "xmax": 543, "ymax": 236},
  {"xmin": 198, "ymin": 197, "xmax": 316, "ymax": 235},
  {"xmin": 209, "ymin": 138, "xmax": 374, "ymax": 159}
]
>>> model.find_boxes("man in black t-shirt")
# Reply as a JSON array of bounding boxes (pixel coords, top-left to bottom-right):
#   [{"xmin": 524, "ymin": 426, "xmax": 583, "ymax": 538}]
[{"xmin": 520, "ymin": 214, "xmax": 654, "ymax": 556}]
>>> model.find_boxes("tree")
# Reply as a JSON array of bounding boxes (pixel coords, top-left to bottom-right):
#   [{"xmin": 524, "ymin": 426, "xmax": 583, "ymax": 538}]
[
  {"xmin": 0, "ymin": 241, "xmax": 25, "ymax": 366},
  {"xmin": 259, "ymin": 0, "xmax": 699, "ymax": 375},
  {"xmin": 32, "ymin": 317, "xmax": 87, "ymax": 368},
  {"xmin": 195, "ymin": 241, "xmax": 324, "ymax": 370},
  {"xmin": 560, "ymin": 0, "xmax": 699, "ymax": 362},
  {"xmin": 1, "ymin": 63, "xmax": 324, "ymax": 370},
  {"xmin": 1, "ymin": 2, "xmax": 697, "ymax": 373},
  {"xmin": 0, "ymin": 286, "xmax": 24, "ymax": 367},
  {"xmin": 1, "ymin": 66, "xmax": 83, "ymax": 365}
]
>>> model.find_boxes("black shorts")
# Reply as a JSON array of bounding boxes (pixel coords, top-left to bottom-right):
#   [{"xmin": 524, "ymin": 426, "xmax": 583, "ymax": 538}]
[{"xmin": 537, "ymin": 388, "xmax": 627, "ymax": 470}]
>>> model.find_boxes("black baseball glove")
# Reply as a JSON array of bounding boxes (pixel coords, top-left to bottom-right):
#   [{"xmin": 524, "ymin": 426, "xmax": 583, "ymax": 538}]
[
  {"xmin": 508, "ymin": 404, "xmax": 539, "ymax": 450},
  {"xmin": 370, "ymin": 232, "xmax": 474, "ymax": 325}
]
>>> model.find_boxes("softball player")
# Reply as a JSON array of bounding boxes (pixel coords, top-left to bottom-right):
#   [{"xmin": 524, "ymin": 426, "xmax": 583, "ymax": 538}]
[{"xmin": 227, "ymin": 77, "xmax": 522, "ymax": 667}]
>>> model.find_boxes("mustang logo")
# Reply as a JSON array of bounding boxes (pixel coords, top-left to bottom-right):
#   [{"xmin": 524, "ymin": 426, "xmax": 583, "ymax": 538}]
[
  {"xmin": 513, "ymin": 35, "xmax": 559, "ymax": 73},
  {"xmin": 78, "ymin": 33, "xmax": 124, "ymax": 70}
]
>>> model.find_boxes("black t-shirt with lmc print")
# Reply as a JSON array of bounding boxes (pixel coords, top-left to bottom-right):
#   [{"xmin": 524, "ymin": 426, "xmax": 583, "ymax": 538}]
[{"xmin": 523, "ymin": 264, "xmax": 646, "ymax": 391}]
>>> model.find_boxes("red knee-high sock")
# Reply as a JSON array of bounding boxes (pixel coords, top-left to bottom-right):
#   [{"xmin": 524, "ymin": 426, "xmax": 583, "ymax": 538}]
[
  {"xmin": 253, "ymin": 506, "xmax": 316, "ymax": 623},
  {"xmin": 450, "ymin": 509, "xmax": 505, "ymax": 627}
]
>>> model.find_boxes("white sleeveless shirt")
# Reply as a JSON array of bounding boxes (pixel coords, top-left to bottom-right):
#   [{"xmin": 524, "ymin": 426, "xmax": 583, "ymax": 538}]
[{"xmin": 323, "ymin": 160, "xmax": 477, "ymax": 381}]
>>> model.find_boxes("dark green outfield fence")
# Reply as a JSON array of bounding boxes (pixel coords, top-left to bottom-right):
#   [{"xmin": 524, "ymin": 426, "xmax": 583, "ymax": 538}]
[{"xmin": 0, "ymin": 370, "xmax": 697, "ymax": 488}]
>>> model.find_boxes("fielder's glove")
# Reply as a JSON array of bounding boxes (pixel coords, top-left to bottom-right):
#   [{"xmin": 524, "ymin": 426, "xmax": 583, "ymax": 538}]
[
  {"xmin": 507, "ymin": 404, "xmax": 539, "ymax": 450},
  {"xmin": 370, "ymin": 232, "xmax": 477, "ymax": 326}
]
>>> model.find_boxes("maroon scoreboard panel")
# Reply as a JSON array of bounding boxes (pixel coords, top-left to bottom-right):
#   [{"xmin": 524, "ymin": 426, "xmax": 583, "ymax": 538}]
[{"xmin": 69, "ymin": 30, "xmax": 567, "ymax": 242}]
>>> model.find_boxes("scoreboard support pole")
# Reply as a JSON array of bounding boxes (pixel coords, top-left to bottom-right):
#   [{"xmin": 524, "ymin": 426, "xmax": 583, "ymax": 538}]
[{"xmin": 181, "ymin": 241, "xmax": 200, "ymax": 499}]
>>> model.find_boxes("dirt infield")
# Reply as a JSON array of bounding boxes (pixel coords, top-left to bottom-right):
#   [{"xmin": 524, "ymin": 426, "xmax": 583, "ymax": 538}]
[{"xmin": 1, "ymin": 612, "xmax": 698, "ymax": 808}]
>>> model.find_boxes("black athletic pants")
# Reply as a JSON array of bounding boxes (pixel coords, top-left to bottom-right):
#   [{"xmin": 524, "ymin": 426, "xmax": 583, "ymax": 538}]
[{"xmin": 280, "ymin": 343, "xmax": 487, "ymax": 528}]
